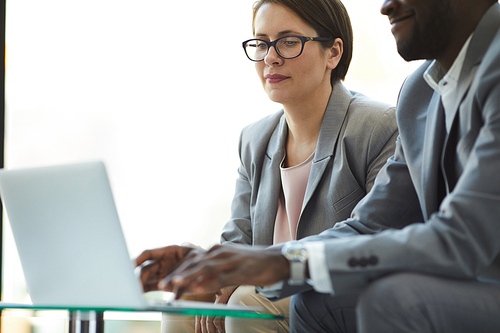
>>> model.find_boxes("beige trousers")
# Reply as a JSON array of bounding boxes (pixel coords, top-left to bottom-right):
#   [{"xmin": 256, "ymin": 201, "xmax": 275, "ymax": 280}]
[{"xmin": 161, "ymin": 286, "xmax": 290, "ymax": 333}]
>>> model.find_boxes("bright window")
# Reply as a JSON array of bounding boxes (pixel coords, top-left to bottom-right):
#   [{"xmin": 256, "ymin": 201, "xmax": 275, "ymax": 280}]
[{"xmin": 2, "ymin": 0, "xmax": 421, "ymax": 331}]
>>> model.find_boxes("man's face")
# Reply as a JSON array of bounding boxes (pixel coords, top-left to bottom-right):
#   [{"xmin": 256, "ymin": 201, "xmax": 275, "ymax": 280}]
[{"xmin": 381, "ymin": 0, "xmax": 457, "ymax": 61}]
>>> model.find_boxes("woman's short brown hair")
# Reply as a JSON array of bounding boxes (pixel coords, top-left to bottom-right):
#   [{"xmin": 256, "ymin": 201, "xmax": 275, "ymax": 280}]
[{"xmin": 252, "ymin": 0, "xmax": 353, "ymax": 83}]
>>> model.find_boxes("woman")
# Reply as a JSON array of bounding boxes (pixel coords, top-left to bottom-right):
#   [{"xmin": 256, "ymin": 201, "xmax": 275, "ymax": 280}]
[{"xmin": 161, "ymin": 0, "xmax": 398, "ymax": 332}]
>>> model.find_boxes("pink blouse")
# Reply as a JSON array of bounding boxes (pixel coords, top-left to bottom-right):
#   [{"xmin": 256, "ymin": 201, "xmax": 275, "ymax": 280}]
[{"xmin": 273, "ymin": 152, "xmax": 315, "ymax": 244}]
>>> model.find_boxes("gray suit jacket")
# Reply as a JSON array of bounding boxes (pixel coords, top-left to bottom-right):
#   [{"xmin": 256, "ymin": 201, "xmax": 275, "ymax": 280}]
[
  {"xmin": 221, "ymin": 82, "xmax": 398, "ymax": 246},
  {"xmin": 293, "ymin": 3, "xmax": 500, "ymax": 296}
]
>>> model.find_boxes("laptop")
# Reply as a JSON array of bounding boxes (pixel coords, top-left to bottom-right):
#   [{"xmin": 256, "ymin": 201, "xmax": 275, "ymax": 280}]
[{"xmin": 0, "ymin": 161, "xmax": 263, "ymax": 315}]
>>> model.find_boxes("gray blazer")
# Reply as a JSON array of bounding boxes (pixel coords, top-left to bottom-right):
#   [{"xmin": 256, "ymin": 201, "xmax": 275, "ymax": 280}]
[
  {"xmin": 221, "ymin": 82, "xmax": 398, "ymax": 246},
  {"xmin": 293, "ymin": 3, "xmax": 500, "ymax": 296}
]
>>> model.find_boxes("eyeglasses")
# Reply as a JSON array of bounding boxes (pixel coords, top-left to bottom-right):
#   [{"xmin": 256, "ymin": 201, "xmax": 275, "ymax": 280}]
[{"xmin": 242, "ymin": 35, "xmax": 333, "ymax": 62}]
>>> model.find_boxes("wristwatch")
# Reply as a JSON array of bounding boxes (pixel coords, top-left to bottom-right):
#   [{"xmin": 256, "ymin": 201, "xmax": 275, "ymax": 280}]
[{"xmin": 281, "ymin": 242, "xmax": 309, "ymax": 285}]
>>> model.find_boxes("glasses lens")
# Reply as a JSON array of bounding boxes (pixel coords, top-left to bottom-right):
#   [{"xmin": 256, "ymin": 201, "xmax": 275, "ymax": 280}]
[
  {"xmin": 245, "ymin": 39, "xmax": 268, "ymax": 61},
  {"xmin": 276, "ymin": 36, "xmax": 303, "ymax": 59}
]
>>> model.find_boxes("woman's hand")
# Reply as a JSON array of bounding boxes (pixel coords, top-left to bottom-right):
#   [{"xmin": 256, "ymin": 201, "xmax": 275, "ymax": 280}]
[
  {"xmin": 195, "ymin": 286, "xmax": 239, "ymax": 333},
  {"xmin": 135, "ymin": 245, "xmax": 204, "ymax": 292}
]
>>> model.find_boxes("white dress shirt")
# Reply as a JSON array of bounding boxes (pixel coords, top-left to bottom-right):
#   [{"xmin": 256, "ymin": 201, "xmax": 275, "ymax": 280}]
[{"xmin": 423, "ymin": 34, "xmax": 474, "ymax": 132}]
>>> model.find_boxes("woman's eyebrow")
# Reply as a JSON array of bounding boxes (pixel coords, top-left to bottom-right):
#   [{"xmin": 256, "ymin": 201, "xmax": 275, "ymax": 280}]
[
  {"xmin": 254, "ymin": 30, "xmax": 302, "ymax": 38},
  {"xmin": 277, "ymin": 30, "xmax": 301, "ymax": 36}
]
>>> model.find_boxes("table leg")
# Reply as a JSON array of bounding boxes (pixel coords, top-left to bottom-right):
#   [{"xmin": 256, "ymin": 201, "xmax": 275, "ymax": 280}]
[{"xmin": 69, "ymin": 311, "xmax": 104, "ymax": 333}]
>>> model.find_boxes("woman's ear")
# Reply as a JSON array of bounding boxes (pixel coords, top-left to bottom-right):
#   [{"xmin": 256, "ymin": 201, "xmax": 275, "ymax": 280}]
[{"xmin": 327, "ymin": 38, "xmax": 343, "ymax": 70}]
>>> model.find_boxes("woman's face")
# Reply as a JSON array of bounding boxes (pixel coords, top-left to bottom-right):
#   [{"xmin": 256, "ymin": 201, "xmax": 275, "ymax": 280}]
[{"xmin": 253, "ymin": 3, "xmax": 340, "ymax": 107}]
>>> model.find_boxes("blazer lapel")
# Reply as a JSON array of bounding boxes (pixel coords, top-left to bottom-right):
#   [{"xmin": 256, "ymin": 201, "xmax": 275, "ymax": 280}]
[
  {"xmin": 300, "ymin": 82, "xmax": 352, "ymax": 217},
  {"xmin": 441, "ymin": 4, "xmax": 500, "ymax": 194},
  {"xmin": 443, "ymin": 34, "xmax": 491, "ymax": 133},
  {"xmin": 421, "ymin": 93, "xmax": 447, "ymax": 219},
  {"xmin": 443, "ymin": 4, "xmax": 500, "ymax": 136},
  {"xmin": 255, "ymin": 82, "xmax": 351, "ymax": 243},
  {"xmin": 252, "ymin": 115, "xmax": 287, "ymax": 245}
]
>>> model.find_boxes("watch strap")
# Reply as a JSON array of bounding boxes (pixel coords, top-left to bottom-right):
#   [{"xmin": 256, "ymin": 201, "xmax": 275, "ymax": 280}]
[{"xmin": 289, "ymin": 260, "xmax": 306, "ymax": 285}]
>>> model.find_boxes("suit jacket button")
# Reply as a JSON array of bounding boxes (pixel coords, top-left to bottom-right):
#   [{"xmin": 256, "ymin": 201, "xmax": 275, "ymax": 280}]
[
  {"xmin": 348, "ymin": 258, "xmax": 358, "ymax": 267},
  {"xmin": 359, "ymin": 257, "xmax": 369, "ymax": 267},
  {"xmin": 368, "ymin": 256, "xmax": 379, "ymax": 266}
]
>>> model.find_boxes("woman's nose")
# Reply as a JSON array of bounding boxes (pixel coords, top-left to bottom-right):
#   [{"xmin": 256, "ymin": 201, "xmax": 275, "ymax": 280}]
[{"xmin": 264, "ymin": 46, "xmax": 283, "ymax": 66}]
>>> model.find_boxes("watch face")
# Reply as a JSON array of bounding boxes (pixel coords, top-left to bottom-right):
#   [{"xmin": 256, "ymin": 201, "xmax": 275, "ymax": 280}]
[
  {"xmin": 282, "ymin": 243, "xmax": 308, "ymax": 285},
  {"xmin": 290, "ymin": 247, "xmax": 307, "ymax": 257},
  {"xmin": 283, "ymin": 243, "xmax": 308, "ymax": 261}
]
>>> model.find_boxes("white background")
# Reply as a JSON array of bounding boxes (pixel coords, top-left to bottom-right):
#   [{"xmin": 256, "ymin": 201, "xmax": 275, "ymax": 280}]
[{"xmin": 3, "ymin": 0, "xmax": 422, "ymax": 303}]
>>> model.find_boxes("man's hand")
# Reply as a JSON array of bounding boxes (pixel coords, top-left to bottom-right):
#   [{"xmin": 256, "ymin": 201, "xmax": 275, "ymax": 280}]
[
  {"xmin": 162, "ymin": 244, "xmax": 289, "ymax": 297},
  {"xmin": 135, "ymin": 245, "xmax": 204, "ymax": 292}
]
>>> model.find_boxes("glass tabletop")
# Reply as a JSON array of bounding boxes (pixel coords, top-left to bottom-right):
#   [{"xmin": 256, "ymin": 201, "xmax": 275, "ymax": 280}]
[{"xmin": 0, "ymin": 301, "xmax": 283, "ymax": 320}]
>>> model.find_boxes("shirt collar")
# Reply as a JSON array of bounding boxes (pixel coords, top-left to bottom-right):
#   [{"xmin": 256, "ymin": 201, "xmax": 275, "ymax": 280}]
[{"xmin": 423, "ymin": 33, "xmax": 474, "ymax": 94}]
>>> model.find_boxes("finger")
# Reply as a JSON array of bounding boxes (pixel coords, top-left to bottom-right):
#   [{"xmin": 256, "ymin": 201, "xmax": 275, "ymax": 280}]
[
  {"xmin": 161, "ymin": 249, "xmax": 207, "ymax": 285},
  {"xmin": 157, "ymin": 247, "xmax": 202, "ymax": 291},
  {"xmin": 201, "ymin": 315, "xmax": 208, "ymax": 333},
  {"xmin": 172, "ymin": 285, "xmax": 187, "ymax": 299},
  {"xmin": 141, "ymin": 260, "xmax": 177, "ymax": 292},
  {"xmin": 147, "ymin": 247, "xmax": 205, "ymax": 291},
  {"xmin": 160, "ymin": 255, "xmax": 214, "ymax": 294},
  {"xmin": 170, "ymin": 258, "xmax": 237, "ymax": 292},
  {"xmin": 136, "ymin": 245, "xmax": 196, "ymax": 269},
  {"xmin": 136, "ymin": 249, "xmax": 176, "ymax": 289},
  {"xmin": 172, "ymin": 249, "xmax": 208, "ymax": 273},
  {"xmin": 195, "ymin": 315, "xmax": 202, "ymax": 333},
  {"xmin": 140, "ymin": 259, "xmax": 162, "ymax": 277},
  {"xmin": 206, "ymin": 316, "xmax": 217, "ymax": 333},
  {"xmin": 213, "ymin": 316, "xmax": 225, "ymax": 333},
  {"xmin": 138, "ymin": 262, "xmax": 163, "ymax": 291},
  {"xmin": 135, "ymin": 248, "xmax": 166, "ymax": 267},
  {"xmin": 159, "ymin": 255, "xmax": 210, "ymax": 294},
  {"xmin": 134, "ymin": 250, "xmax": 153, "ymax": 267}
]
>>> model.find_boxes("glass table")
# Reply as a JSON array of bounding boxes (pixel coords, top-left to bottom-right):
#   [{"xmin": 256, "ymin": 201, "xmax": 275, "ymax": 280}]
[{"xmin": 0, "ymin": 301, "xmax": 282, "ymax": 333}]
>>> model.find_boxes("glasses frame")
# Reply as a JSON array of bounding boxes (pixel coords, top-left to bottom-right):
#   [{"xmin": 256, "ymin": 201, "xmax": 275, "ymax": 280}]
[{"xmin": 242, "ymin": 35, "xmax": 333, "ymax": 62}]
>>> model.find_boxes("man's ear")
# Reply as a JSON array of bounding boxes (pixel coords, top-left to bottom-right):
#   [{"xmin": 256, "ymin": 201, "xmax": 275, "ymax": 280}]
[{"xmin": 327, "ymin": 38, "xmax": 343, "ymax": 70}]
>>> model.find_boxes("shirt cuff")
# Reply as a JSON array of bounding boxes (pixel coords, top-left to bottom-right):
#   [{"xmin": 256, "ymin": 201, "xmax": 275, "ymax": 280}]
[
  {"xmin": 305, "ymin": 241, "xmax": 334, "ymax": 294},
  {"xmin": 256, "ymin": 281, "xmax": 284, "ymax": 298}
]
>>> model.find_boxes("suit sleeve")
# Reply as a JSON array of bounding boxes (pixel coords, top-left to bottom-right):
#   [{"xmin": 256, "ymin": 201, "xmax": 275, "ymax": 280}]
[
  {"xmin": 301, "ymin": 64, "xmax": 500, "ymax": 295},
  {"xmin": 304, "ymin": 134, "xmax": 423, "ymax": 242}
]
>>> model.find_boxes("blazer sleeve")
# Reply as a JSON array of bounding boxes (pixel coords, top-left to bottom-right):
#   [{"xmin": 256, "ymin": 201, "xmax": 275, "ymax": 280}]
[
  {"xmin": 296, "ymin": 53, "xmax": 500, "ymax": 295},
  {"xmin": 219, "ymin": 130, "xmax": 254, "ymax": 245},
  {"xmin": 364, "ymin": 107, "xmax": 399, "ymax": 193},
  {"xmin": 220, "ymin": 111, "xmax": 284, "ymax": 246}
]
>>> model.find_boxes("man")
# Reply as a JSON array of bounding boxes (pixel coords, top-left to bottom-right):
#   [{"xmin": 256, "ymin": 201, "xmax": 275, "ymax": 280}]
[{"xmin": 137, "ymin": 0, "xmax": 500, "ymax": 331}]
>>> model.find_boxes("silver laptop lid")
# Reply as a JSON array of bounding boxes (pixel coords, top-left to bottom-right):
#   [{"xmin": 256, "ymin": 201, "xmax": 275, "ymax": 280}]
[{"xmin": 0, "ymin": 161, "xmax": 146, "ymax": 308}]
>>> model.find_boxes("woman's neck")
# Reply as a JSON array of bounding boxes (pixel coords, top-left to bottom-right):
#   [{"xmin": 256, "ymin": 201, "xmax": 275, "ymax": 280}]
[{"xmin": 282, "ymin": 85, "xmax": 332, "ymax": 167}]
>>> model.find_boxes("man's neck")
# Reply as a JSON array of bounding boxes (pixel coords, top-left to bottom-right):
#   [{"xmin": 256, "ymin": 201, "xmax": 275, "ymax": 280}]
[{"xmin": 437, "ymin": 2, "xmax": 494, "ymax": 70}]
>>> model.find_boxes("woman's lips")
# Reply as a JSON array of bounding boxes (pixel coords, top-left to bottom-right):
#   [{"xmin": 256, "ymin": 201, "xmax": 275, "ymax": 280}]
[{"xmin": 265, "ymin": 74, "xmax": 290, "ymax": 84}]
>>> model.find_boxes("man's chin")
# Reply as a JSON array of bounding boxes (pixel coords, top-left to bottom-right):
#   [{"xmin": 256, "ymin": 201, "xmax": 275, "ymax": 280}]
[{"xmin": 396, "ymin": 42, "xmax": 428, "ymax": 62}]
